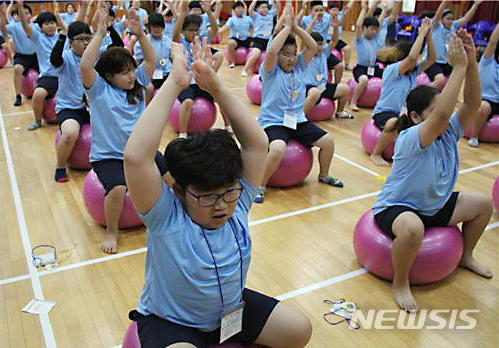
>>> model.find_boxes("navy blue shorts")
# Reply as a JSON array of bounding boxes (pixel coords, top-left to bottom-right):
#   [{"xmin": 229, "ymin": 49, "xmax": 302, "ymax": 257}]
[
  {"xmin": 265, "ymin": 121, "xmax": 327, "ymax": 147},
  {"xmin": 373, "ymin": 111, "xmax": 399, "ymax": 130},
  {"xmin": 306, "ymin": 83, "xmax": 338, "ymax": 103}
]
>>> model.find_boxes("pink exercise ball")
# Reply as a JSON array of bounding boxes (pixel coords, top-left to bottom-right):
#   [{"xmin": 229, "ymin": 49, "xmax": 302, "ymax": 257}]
[
  {"xmin": 42, "ymin": 97, "xmax": 57, "ymax": 124},
  {"xmin": 247, "ymin": 49, "xmax": 266, "ymax": 74},
  {"xmin": 0, "ymin": 49, "xmax": 7, "ymax": 68},
  {"xmin": 327, "ymin": 70, "xmax": 332, "ymax": 83},
  {"xmin": 492, "ymin": 176, "xmax": 499, "ymax": 213},
  {"xmin": 21, "ymin": 69, "xmax": 39, "ymax": 98},
  {"xmin": 123, "ymin": 322, "xmax": 265, "ymax": 348},
  {"xmin": 82, "ymin": 170, "xmax": 143, "ymax": 229},
  {"xmin": 54, "ymin": 123, "xmax": 92, "ymax": 170},
  {"xmin": 307, "ymin": 98, "xmax": 336, "ymax": 121},
  {"xmin": 354, "ymin": 210, "xmax": 463, "ymax": 285},
  {"xmin": 224, "ymin": 47, "xmax": 249, "ymax": 65},
  {"xmin": 246, "ymin": 74, "xmax": 262, "ymax": 105},
  {"xmin": 168, "ymin": 97, "xmax": 217, "ymax": 134},
  {"xmin": 331, "ymin": 48, "xmax": 343, "ymax": 61},
  {"xmin": 347, "ymin": 78, "xmax": 382, "ymax": 108},
  {"xmin": 417, "ymin": 73, "xmax": 448, "ymax": 89},
  {"xmin": 464, "ymin": 115, "xmax": 499, "ymax": 143},
  {"xmin": 361, "ymin": 120, "xmax": 396, "ymax": 161},
  {"xmin": 123, "ymin": 35, "xmax": 130, "ymax": 48},
  {"xmin": 212, "ymin": 35, "xmax": 220, "ymax": 44},
  {"xmin": 376, "ymin": 61, "xmax": 385, "ymax": 70},
  {"xmin": 268, "ymin": 140, "xmax": 313, "ymax": 188}
]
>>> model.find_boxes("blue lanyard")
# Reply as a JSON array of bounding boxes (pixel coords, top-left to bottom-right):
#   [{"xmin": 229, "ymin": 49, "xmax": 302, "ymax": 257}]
[{"xmin": 201, "ymin": 221, "xmax": 244, "ymax": 308}]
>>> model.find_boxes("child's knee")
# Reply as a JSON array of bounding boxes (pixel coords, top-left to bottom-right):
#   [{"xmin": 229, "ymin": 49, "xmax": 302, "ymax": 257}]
[
  {"xmin": 307, "ymin": 87, "xmax": 321, "ymax": 100},
  {"xmin": 285, "ymin": 308, "xmax": 312, "ymax": 348},
  {"xmin": 316, "ymin": 133, "xmax": 334, "ymax": 149},
  {"xmin": 334, "ymin": 62, "xmax": 344, "ymax": 72},
  {"xmin": 14, "ymin": 65, "xmax": 24, "ymax": 74},
  {"xmin": 394, "ymin": 214, "xmax": 424, "ymax": 243},
  {"xmin": 383, "ymin": 117, "xmax": 399, "ymax": 133},
  {"xmin": 269, "ymin": 140, "xmax": 287, "ymax": 159},
  {"xmin": 33, "ymin": 87, "xmax": 48, "ymax": 99},
  {"xmin": 228, "ymin": 40, "xmax": 237, "ymax": 48},
  {"xmin": 358, "ymin": 75, "xmax": 368, "ymax": 84}
]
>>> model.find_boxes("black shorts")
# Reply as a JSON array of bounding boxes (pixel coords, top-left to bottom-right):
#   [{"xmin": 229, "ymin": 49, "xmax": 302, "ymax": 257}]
[
  {"xmin": 0, "ymin": 36, "xmax": 5, "ymax": 46},
  {"xmin": 57, "ymin": 108, "xmax": 90, "ymax": 127},
  {"xmin": 483, "ymin": 99, "xmax": 499, "ymax": 120},
  {"xmin": 335, "ymin": 39, "xmax": 348, "ymax": 51},
  {"xmin": 36, "ymin": 76, "xmax": 58, "ymax": 98},
  {"xmin": 91, "ymin": 153, "xmax": 167, "ymax": 195},
  {"xmin": 373, "ymin": 111, "xmax": 399, "ymax": 130},
  {"xmin": 230, "ymin": 37, "xmax": 252, "ymax": 48},
  {"xmin": 425, "ymin": 62, "xmax": 453, "ymax": 81},
  {"xmin": 252, "ymin": 37, "xmax": 269, "ymax": 51},
  {"xmin": 327, "ymin": 53, "xmax": 341, "ymax": 70},
  {"xmin": 374, "ymin": 192, "xmax": 459, "ymax": 239},
  {"xmin": 306, "ymin": 83, "xmax": 338, "ymax": 103},
  {"xmin": 210, "ymin": 47, "xmax": 219, "ymax": 55},
  {"xmin": 151, "ymin": 73, "xmax": 169, "ymax": 90},
  {"xmin": 265, "ymin": 121, "xmax": 327, "ymax": 147},
  {"xmin": 178, "ymin": 84, "xmax": 214, "ymax": 103},
  {"xmin": 13, "ymin": 53, "xmax": 39, "ymax": 75},
  {"xmin": 131, "ymin": 289, "xmax": 279, "ymax": 348},
  {"xmin": 353, "ymin": 64, "xmax": 384, "ymax": 82}
]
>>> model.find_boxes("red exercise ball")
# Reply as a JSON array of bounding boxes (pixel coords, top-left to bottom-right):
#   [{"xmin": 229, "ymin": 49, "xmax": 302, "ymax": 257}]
[
  {"xmin": 360, "ymin": 120, "xmax": 396, "ymax": 161},
  {"xmin": 246, "ymin": 49, "xmax": 266, "ymax": 74},
  {"xmin": 464, "ymin": 115, "xmax": 499, "ymax": 143},
  {"xmin": 168, "ymin": 97, "xmax": 217, "ymax": 134},
  {"xmin": 54, "ymin": 124, "xmax": 92, "ymax": 170},
  {"xmin": 347, "ymin": 78, "xmax": 382, "ymax": 108},
  {"xmin": 224, "ymin": 47, "xmax": 249, "ymax": 65},
  {"xmin": 268, "ymin": 140, "xmax": 313, "ymax": 188},
  {"xmin": 0, "ymin": 49, "xmax": 7, "ymax": 68},
  {"xmin": 307, "ymin": 98, "xmax": 335, "ymax": 121},
  {"xmin": 21, "ymin": 69, "xmax": 39, "ymax": 98},
  {"xmin": 42, "ymin": 97, "xmax": 57, "ymax": 124},
  {"xmin": 246, "ymin": 74, "xmax": 262, "ymax": 105}
]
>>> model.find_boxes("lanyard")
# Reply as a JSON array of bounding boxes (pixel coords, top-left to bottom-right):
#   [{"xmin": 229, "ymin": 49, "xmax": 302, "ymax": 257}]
[{"xmin": 201, "ymin": 220, "xmax": 244, "ymax": 308}]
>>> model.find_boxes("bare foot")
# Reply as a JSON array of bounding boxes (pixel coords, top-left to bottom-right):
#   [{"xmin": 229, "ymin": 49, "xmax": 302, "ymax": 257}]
[
  {"xmin": 460, "ymin": 257, "xmax": 493, "ymax": 278},
  {"xmin": 392, "ymin": 283, "xmax": 418, "ymax": 313},
  {"xmin": 370, "ymin": 154, "xmax": 390, "ymax": 167},
  {"xmin": 100, "ymin": 231, "xmax": 119, "ymax": 254},
  {"xmin": 348, "ymin": 103, "xmax": 359, "ymax": 112}
]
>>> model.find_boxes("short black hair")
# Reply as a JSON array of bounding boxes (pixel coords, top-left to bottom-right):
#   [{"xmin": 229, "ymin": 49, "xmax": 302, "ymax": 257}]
[
  {"xmin": 35, "ymin": 11, "xmax": 57, "ymax": 27},
  {"xmin": 418, "ymin": 11, "xmax": 435, "ymax": 20},
  {"xmin": 66, "ymin": 2, "xmax": 75, "ymax": 11},
  {"xmin": 255, "ymin": 1, "xmax": 268, "ymax": 10},
  {"xmin": 182, "ymin": 14, "xmax": 202, "ymax": 30},
  {"xmin": 329, "ymin": 1, "xmax": 340, "ymax": 9},
  {"xmin": 189, "ymin": 1, "xmax": 202, "ymax": 10},
  {"xmin": 443, "ymin": 9, "xmax": 453, "ymax": 18},
  {"xmin": 310, "ymin": 31, "xmax": 324, "ymax": 43},
  {"xmin": 12, "ymin": 4, "xmax": 32, "ymax": 16},
  {"xmin": 164, "ymin": 9, "xmax": 173, "ymax": 17},
  {"xmin": 68, "ymin": 21, "xmax": 91, "ymax": 40},
  {"xmin": 283, "ymin": 34, "xmax": 297, "ymax": 47},
  {"xmin": 373, "ymin": 7, "xmax": 382, "ymax": 17},
  {"xmin": 108, "ymin": 7, "xmax": 116, "ymax": 18},
  {"xmin": 310, "ymin": 1, "xmax": 323, "ymax": 9},
  {"xmin": 233, "ymin": 1, "xmax": 244, "ymax": 10},
  {"xmin": 164, "ymin": 129, "xmax": 243, "ymax": 191},
  {"xmin": 363, "ymin": 16, "xmax": 380, "ymax": 28},
  {"xmin": 148, "ymin": 13, "xmax": 165, "ymax": 29}
]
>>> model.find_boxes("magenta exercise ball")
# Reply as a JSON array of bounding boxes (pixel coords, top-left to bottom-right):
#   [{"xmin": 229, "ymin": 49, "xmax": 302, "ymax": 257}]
[
  {"xmin": 492, "ymin": 176, "xmax": 499, "ymax": 213},
  {"xmin": 268, "ymin": 140, "xmax": 313, "ymax": 188},
  {"xmin": 22, "ymin": 69, "xmax": 39, "ymax": 97},
  {"xmin": 225, "ymin": 47, "xmax": 249, "ymax": 65},
  {"xmin": 0, "ymin": 49, "xmax": 7, "ymax": 68},
  {"xmin": 54, "ymin": 124, "xmax": 92, "ymax": 170},
  {"xmin": 42, "ymin": 97, "xmax": 57, "ymax": 124},
  {"xmin": 464, "ymin": 115, "xmax": 499, "ymax": 143},
  {"xmin": 354, "ymin": 210, "xmax": 463, "ymax": 285},
  {"xmin": 360, "ymin": 120, "xmax": 395, "ymax": 161},
  {"xmin": 416, "ymin": 73, "xmax": 431, "ymax": 87},
  {"xmin": 246, "ymin": 74, "xmax": 262, "ymax": 105},
  {"xmin": 168, "ymin": 97, "xmax": 217, "ymax": 134},
  {"xmin": 347, "ymin": 77, "xmax": 382, "ymax": 108},
  {"xmin": 307, "ymin": 98, "xmax": 335, "ymax": 121},
  {"xmin": 83, "ymin": 170, "xmax": 143, "ymax": 229},
  {"xmin": 247, "ymin": 49, "xmax": 266, "ymax": 74}
]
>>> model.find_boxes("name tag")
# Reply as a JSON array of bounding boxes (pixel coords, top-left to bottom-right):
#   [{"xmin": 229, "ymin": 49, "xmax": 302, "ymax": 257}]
[
  {"xmin": 153, "ymin": 68, "xmax": 163, "ymax": 80},
  {"xmin": 367, "ymin": 66, "xmax": 375, "ymax": 76},
  {"xmin": 317, "ymin": 82, "xmax": 326, "ymax": 93},
  {"xmin": 284, "ymin": 112, "xmax": 298, "ymax": 130},
  {"xmin": 220, "ymin": 302, "xmax": 244, "ymax": 343}
]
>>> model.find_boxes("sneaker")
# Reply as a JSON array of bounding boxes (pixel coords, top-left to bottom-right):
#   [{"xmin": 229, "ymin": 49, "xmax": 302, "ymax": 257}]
[
  {"xmin": 27, "ymin": 120, "xmax": 42, "ymax": 131},
  {"xmin": 467, "ymin": 138, "xmax": 479, "ymax": 147},
  {"xmin": 229, "ymin": 63, "xmax": 235, "ymax": 69},
  {"xmin": 225, "ymin": 125, "xmax": 233, "ymax": 133},
  {"xmin": 54, "ymin": 168, "xmax": 69, "ymax": 183},
  {"xmin": 318, "ymin": 175, "xmax": 344, "ymax": 188},
  {"xmin": 254, "ymin": 186, "xmax": 265, "ymax": 203},
  {"xmin": 13, "ymin": 95, "xmax": 22, "ymax": 107},
  {"xmin": 335, "ymin": 111, "xmax": 354, "ymax": 119},
  {"xmin": 240, "ymin": 70, "xmax": 248, "ymax": 77},
  {"xmin": 178, "ymin": 133, "xmax": 188, "ymax": 139}
]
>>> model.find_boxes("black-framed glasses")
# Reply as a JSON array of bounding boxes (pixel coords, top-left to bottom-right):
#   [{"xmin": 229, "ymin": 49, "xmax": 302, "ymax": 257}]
[{"xmin": 187, "ymin": 187, "xmax": 243, "ymax": 207}]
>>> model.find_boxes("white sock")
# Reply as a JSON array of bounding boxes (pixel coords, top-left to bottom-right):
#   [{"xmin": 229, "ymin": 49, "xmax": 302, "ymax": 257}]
[{"xmin": 179, "ymin": 133, "xmax": 188, "ymax": 139}]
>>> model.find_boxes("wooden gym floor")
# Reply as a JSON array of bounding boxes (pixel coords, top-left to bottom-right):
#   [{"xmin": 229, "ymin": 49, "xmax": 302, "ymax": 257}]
[{"xmin": 0, "ymin": 31, "xmax": 498, "ymax": 348}]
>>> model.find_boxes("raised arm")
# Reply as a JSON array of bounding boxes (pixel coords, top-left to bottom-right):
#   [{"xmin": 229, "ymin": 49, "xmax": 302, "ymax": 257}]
[
  {"xmin": 80, "ymin": 7, "xmax": 108, "ymax": 89},
  {"xmin": 6, "ymin": 0, "xmax": 14, "ymax": 19},
  {"xmin": 456, "ymin": 30, "xmax": 481, "ymax": 130},
  {"xmin": 172, "ymin": 0, "xmax": 188, "ymax": 42},
  {"xmin": 53, "ymin": 0, "xmax": 68, "ymax": 33},
  {"xmin": 213, "ymin": 0, "xmax": 222, "ymax": 20},
  {"xmin": 124, "ymin": 42, "xmax": 191, "ymax": 213},
  {"xmin": 356, "ymin": 0, "xmax": 368, "ymax": 39},
  {"xmin": 419, "ymin": 34, "xmax": 468, "ymax": 148},
  {"xmin": 483, "ymin": 22, "xmax": 499, "ymax": 60},
  {"xmin": 129, "ymin": 9, "xmax": 156, "ymax": 78},
  {"xmin": 306, "ymin": 12, "xmax": 318, "ymax": 33},
  {"xmin": 294, "ymin": 17, "xmax": 317, "ymax": 65},
  {"xmin": 398, "ymin": 18, "xmax": 432, "ymax": 74},
  {"xmin": 0, "ymin": 4, "xmax": 9, "ymax": 38},
  {"xmin": 388, "ymin": 0, "xmax": 401, "ymax": 25},
  {"xmin": 272, "ymin": 0, "xmax": 281, "ymax": 16},
  {"xmin": 264, "ymin": 4, "xmax": 292, "ymax": 73},
  {"xmin": 16, "ymin": 0, "xmax": 32, "ymax": 37},
  {"xmin": 296, "ymin": 0, "xmax": 308, "ymax": 28},
  {"xmin": 367, "ymin": 0, "xmax": 380, "ymax": 17},
  {"xmin": 202, "ymin": 0, "xmax": 219, "ymax": 38},
  {"xmin": 458, "ymin": 0, "xmax": 482, "ymax": 27},
  {"xmin": 343, "ymin": 0, "xmax": 354, "ymax": 17},
  {"xmin": 75, "ymin": 0, "xmax": 90, "ymax": 23},
  {"xmin": 327, "ymin": 14, "xmax": 340, "ymax": 52},
  {"xmin": 432, "ymin": 0, "xmax": 448, "ymax": 26},
  {"xmin": 248, "ymin": 0, "xmax": 257, "ymax": 17},
  {"xmin": 50, "ymin": 33, "xmax": 66, "ymax": 68}
]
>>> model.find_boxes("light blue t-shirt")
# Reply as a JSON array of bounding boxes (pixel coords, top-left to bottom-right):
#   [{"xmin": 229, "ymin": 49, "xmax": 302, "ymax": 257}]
[
  {"xmin": 60, "ymin": 13, "xmax": 77, "ymax": 26},
  {"xmin": 7, "ymin": 21, "xmax": 36, "ymax": 55},
  {"xmin": 379, "ymin": 17, "xmax": 390, "ymax": 49},
  {"xmin": 252, "ymin": 9, "xmax": 276, "ymax": 39},
  {"xmin": 55, "ymin": 49, "xmax": 85, "ymax": 113},
  {"xmin": 259, "ymin": 54, "xmax": 308, "ymax": 129},
  {"xmin": 163, "ymin": 20, "xmax": 176, "ymax": 37},
  {"xmin": 373, "ymin": 113, "xmax": 463, "ymax": 216},
  {"xmin": 373, "ymin": 62, "xmax": 422, "ymax": 115},
  {"xmin": 86, "ymin": 64, "xmax": 150, "ymax": 162},
  {"xmin": 29, "ymin": 27, "xmax": 60, "ymax": 77},
  {"xmin": 137, "ymin": 177, "xmax": 257, "ymax": 331},
  {"xmin": 227, "ymin": 15, "xmax": 252, "ymax": 41},
  {"xmin": 113, "ymin": 18, "xmax": 126, "ymax": 36},
  {"xmin": 135, "ymin": 34, "xmax": 172, "ymax": 78},
  {"xmin": 301, "ymin": 13, "xmax": 331, "ymax": 41},
  {"xmin": 479, "ymin": 55, "xmax": 499, "ymax": 103},
  {"xmin": 303, "ymin": 49, "xmax": 328, "ymax": 87},
  {"xmin": 199, "ymin": 13, "xmax": 211, "ymax": 42},
  {"xmin": 355, "ymin": 33, "xmax": 382, "ymax": 67},
  {"xmin": 432, "ymin": 20, "xmax": 461, "ymax": 64}
]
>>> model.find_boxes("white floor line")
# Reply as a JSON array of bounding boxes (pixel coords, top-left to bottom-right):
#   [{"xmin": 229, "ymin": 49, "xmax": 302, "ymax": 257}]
[
  {"xmin": 0, "ymin": 274, "xmax": 31, "ymax": 286},
  {"xmin": 334, "ymin": 153, "xmax": 381, "ymax": 177},
  {"xmin": 0, "ymin": 107, "xmax": 57, "ymax": 347},
  {"xmin": 276, "ymin": 268, "xmax": 368, "ymax": 301},
  {"xmin": 458, "ymin": 160, "xmax": 499, "ymax": 174},
  {"xmin": 485, "ymin": 221, "xmax": 499, "ymax": 231},
  {"xmin": 2, "ymin": 110, "xmax": 32, "ymax": 117}
]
